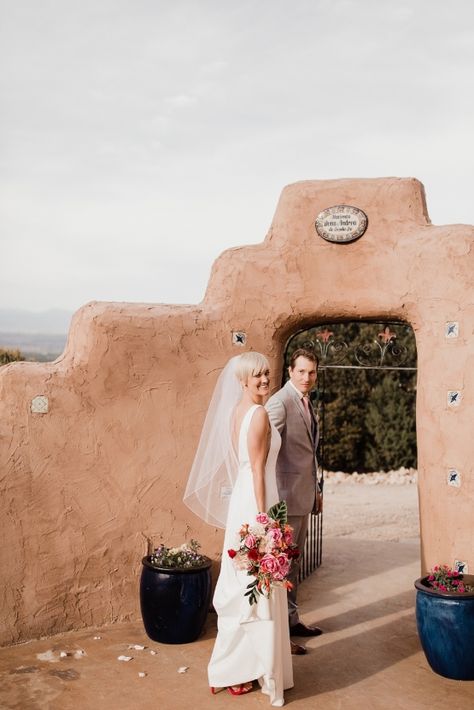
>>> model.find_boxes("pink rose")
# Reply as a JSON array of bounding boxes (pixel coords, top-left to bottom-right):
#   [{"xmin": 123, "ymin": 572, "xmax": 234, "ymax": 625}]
[
  {"xmin": 256, "ymin": 512, "xmax": 269, "ymax": 525},
  {"xmin": 267, "ymin": 528, "xmax": 283, "ymax": 545},
  {"xmin": 276, "ymin": 554, "xmax": 290, "ymax": 577},
  {"xmin": 244, "ymin": 534, "xmax": 257, "ymax": 549},
  {"xmin": 259, "ymin": 554, "xmax": 280, "ymax": 575}
]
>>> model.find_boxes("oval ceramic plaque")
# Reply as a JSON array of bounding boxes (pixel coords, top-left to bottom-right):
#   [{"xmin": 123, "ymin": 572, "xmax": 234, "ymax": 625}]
[{"xmin": 315, "ymin": 205, "xmax": 368, "ymax": 243}]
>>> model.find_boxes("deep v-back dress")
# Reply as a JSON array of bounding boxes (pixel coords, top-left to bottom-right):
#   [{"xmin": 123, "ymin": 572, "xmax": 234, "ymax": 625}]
[{"xmin": 208, "ymin": 404, "xmax": 293, "ymax": 707}]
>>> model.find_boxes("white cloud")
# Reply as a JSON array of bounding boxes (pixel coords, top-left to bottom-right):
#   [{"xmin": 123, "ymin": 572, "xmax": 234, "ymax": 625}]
[{"xmin": 164, "ymin": 94, "xmax": 197, "ymax": 108}]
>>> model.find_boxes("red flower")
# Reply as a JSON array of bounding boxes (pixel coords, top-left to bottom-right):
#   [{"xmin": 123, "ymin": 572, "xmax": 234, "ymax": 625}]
[
  {"xmin": 227, "ymin": 549, "xmax": 237, "ymax": 559},
  {"xmin": 248, "ymin": 548, "xmax": 259, "ymax": 561}
]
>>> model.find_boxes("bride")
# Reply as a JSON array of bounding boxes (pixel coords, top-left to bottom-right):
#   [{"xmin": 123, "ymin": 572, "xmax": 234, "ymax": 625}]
[{"xmin": 184, "ymin": 352, "xmax": 293, "ymax": 706}]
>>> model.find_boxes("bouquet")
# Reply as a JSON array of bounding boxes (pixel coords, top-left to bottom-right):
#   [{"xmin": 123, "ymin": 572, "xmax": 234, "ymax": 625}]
[{"xmin": 227, "ymin": 500, "xmax": 299, "ymax": 605}]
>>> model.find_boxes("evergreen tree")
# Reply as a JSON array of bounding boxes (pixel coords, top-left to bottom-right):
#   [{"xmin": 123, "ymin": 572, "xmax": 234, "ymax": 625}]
[{"xmin": 365, "ymin": 374, "xmax": 417, "ymax": 470}]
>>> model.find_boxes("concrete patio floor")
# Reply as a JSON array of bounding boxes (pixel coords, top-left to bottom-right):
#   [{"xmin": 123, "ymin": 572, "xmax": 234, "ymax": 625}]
[{"xmin": 1, "ymin": 535, "xmax": 473, "ymax": 710}]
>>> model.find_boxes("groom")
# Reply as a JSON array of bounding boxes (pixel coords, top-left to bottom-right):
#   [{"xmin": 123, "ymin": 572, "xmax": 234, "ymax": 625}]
[{"xmin": 266, "ymin": 348, "xmax": 323, "ymax": 655}]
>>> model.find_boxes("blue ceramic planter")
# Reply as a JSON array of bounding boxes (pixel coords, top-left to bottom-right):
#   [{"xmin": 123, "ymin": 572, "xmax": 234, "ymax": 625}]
[
  {"xmin": 415, "ymin": 574, "xmax": 474, "ymax": 680},
  {"xmin": 140, "ymin": 556, "xmax": 212, "ymax": 644}
]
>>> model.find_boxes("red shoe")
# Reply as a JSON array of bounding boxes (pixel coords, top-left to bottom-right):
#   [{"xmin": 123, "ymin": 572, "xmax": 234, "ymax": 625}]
[{"xmin": 227, "ymin": 683, "xmax": 253, "ymax": 696}]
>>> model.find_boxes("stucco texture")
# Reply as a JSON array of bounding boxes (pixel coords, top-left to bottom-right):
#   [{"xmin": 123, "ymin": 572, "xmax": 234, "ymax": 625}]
[{"xmin": 0, "ymin": 177, "xmax": 472, "ymax": 646}]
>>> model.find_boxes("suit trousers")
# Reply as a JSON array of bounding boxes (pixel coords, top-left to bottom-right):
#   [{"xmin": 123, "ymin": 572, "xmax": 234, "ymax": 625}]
[{"xmin": 287, "ymin": 513, "xmax": 309, "ymax": 627}]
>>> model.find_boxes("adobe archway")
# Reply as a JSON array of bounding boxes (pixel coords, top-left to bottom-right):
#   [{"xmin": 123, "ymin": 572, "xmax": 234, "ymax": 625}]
[{"xmin": 0, "ymin": 177, "xmax": 472, "ymax": 645}]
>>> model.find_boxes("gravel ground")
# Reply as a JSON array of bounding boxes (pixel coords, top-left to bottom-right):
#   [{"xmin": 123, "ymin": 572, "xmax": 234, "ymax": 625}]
[{"xmin": 322, "ymin": 470, "xmax": 420, "ymax": 542}]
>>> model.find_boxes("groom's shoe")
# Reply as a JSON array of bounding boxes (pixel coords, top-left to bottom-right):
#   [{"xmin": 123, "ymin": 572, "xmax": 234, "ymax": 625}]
[
  {"xmin": 290, "ymin": 641, "xmax": 307, "ymax": 655},
  {"xmin": 290, "ymin": 622, "xmax": 323, "ymax": 637}
]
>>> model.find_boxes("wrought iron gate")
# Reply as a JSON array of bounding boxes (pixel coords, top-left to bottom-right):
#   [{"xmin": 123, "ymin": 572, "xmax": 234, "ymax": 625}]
[{"xmin": 282, "ymin": 321, "xmax": 418, "ymax": 582}]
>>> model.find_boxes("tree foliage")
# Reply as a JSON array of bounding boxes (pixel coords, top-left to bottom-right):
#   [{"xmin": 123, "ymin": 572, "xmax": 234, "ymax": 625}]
[
  {"xmin": 284, "ymin": 322, "xmax": 417, "ymax": 472},
  {"xmin": 0, "ymin": 348, "xmax": 25, "ymax": 365}
]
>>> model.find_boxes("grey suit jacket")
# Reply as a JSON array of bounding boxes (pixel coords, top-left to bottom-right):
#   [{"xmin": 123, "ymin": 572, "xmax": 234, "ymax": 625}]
[{"xmin": 266, "ymin": 381, "xmax": 319, "ymax": 516}]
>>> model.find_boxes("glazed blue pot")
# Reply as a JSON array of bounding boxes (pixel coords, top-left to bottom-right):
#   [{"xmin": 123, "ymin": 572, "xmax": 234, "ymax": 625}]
[
  {"xmin": 140, "ymin": 556, "xmax": 212, "ymax": 644},
  {"xmin": 415, "ymin": 574, "xmax": 474, "ymax": 680}
]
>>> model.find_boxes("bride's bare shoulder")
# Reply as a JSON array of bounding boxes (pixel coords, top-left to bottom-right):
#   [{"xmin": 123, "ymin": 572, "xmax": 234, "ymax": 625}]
[{"xmin": 249, "ymin": 405, "xmax": 270, "ymax": 429}]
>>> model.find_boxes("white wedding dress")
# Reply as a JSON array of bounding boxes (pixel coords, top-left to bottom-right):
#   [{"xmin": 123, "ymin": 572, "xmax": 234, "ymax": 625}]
[{"xmin": 208, "ymin": 404, "xmax": 294, "ymax": 706}]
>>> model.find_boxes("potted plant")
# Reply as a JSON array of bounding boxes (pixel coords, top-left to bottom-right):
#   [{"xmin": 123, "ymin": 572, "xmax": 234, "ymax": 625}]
[
  {"xmin": 414, "ymin": 564, "xmax": 474, "ymax": 680},
  {"xmin": 140, "ymin": 540, "xmax": 212, "ymax": 644}
]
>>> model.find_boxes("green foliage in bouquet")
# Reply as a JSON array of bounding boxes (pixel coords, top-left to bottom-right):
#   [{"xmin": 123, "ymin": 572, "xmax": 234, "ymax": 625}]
[{"xmin": 267, "ymin": 500, "xmax": 288, "ymax": 526}]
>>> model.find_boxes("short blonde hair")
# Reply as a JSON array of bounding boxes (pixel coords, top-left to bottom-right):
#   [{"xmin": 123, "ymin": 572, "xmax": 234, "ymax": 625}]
[{"xmin": 235, "ymin": 352, "xmax": 270, "ymax": 382}]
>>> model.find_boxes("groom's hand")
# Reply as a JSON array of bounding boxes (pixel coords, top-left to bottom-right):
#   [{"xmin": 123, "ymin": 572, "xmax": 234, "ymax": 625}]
[{"xmin": 314, "ymin": 486, "xmax": 323, "ymax": 514}]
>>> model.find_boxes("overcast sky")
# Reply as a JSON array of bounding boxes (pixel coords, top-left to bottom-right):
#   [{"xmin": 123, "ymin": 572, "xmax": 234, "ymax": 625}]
[{"xmin": 1, "ymin": 0, "xmax": 473, "ymax": 313}]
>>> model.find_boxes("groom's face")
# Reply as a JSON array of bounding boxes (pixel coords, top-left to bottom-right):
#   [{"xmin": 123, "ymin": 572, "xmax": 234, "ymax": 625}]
[{"xmin": 289, "ymin": 356, "xmax": 317, "ymax": 394}]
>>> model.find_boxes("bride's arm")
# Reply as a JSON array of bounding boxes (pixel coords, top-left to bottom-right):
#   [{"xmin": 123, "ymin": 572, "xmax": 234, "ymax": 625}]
[{"xmin": 247, "ymin": 407, "xmax": 271, "ymax": 513}]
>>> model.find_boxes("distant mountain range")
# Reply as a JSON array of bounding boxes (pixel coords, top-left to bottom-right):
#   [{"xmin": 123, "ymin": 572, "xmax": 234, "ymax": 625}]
[
  {"xmin": 0, "ymin": 309, "xmax": 73, "ymax": 360},
  {"xmin": 0, "ymin": 309, "xmax": 73, "ymax": 334}
]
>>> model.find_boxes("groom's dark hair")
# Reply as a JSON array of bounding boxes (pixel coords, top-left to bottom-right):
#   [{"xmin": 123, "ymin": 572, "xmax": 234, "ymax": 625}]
[{"xmin": 289, "ymin": 348, "xmax": 319, "ymax": 370}]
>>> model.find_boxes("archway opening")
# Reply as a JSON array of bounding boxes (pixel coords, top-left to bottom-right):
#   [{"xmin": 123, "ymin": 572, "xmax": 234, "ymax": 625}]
[{"xmin": 283, "ymin": 320, "xmax": 418, "ymax": 578}]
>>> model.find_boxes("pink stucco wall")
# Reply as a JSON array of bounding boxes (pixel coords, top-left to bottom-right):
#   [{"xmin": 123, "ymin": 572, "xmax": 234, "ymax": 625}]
[{"xmin": 1, "ymin": 177, "xmax": 472, "ymax": 646}]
